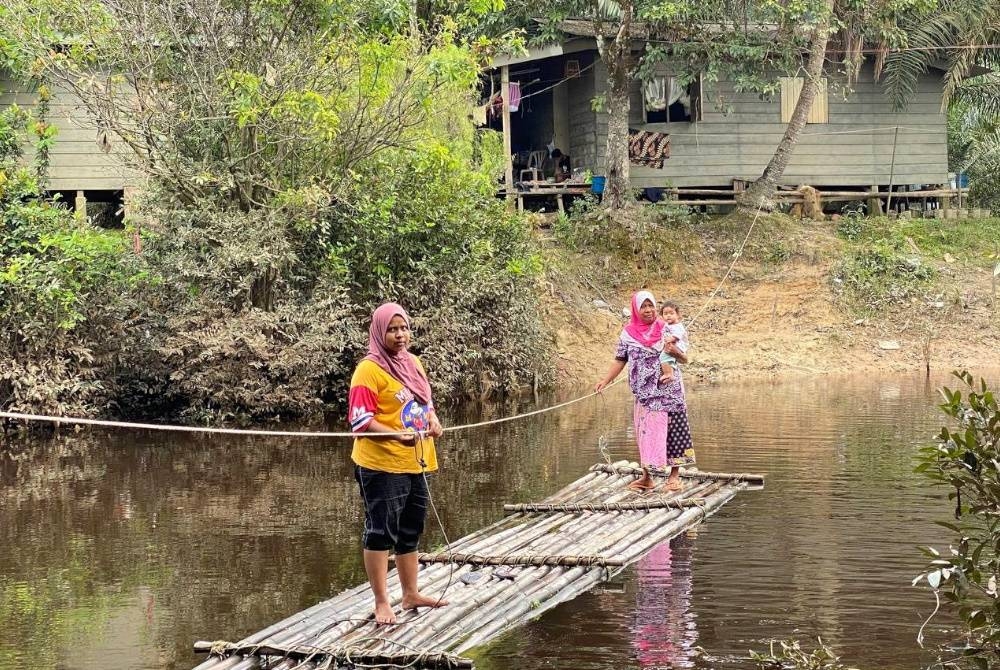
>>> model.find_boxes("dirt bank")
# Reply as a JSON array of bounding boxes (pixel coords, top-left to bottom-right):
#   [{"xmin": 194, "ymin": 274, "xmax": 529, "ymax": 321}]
[{"xmin": 543, "ymin": 217, "xmax": 999, "ymax": 387}]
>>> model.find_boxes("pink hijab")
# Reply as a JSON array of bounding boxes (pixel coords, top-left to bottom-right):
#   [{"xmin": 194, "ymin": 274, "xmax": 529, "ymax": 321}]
[
  {"xmin": 363, "ymin": 302, "xmax": 433, "ymax": 406},
  {"xmin": 624, "ymin": 290, "xmax": 665, "ymax": 348}
]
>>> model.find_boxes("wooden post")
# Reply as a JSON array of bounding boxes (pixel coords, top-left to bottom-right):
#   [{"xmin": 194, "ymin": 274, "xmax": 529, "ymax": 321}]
[
  {"xmin": 501, "ymin": 65, "xmax": 514, "ymax": 207},
  {"xmin": 886, "ymin": 125, "xmax": 899, "ymax": 213},
  {"xmin": 124, "ymin": 186, "xmax": 142, "ymax": 254},
  {"xmin": 74, "ymin": 190, "xmax": 87, "ymax": 220},
  {"xmin": 868, "ymin": 185, "xmax": 882, "ymax": 216}
]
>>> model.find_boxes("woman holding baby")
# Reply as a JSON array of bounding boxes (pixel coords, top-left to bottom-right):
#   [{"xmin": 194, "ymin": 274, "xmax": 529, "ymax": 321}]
[{"xmin": 594, "ymin": 291, "xmax": 696, "ymax": 492}]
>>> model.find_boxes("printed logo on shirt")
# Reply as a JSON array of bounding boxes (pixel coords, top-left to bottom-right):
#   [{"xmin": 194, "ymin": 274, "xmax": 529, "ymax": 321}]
[
  {"xmin": 394, "ymin": 387, "xmax": 415, "ymax": 404},
  {"xmin": 349, "ymin": 405, "xmax": 374, "ymax": 430},
  {"xmin": 400, "ymin": 400, "xmax": 430, "ymax": 432}
]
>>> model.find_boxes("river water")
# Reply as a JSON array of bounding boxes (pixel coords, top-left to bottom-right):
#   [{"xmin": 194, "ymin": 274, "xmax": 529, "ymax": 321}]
[{"xmin": 1, "ymin": 370, "xmax": 992, "ymax": 670}]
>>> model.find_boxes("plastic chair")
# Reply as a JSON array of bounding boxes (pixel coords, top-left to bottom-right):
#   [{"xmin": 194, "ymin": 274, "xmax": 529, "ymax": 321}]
[{"xmin": 526, "ymin": 150, "xmax": 548, "ymax": 170}]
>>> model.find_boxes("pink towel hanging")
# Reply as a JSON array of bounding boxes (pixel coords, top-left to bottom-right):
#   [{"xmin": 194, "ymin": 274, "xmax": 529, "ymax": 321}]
[{"xmin": 508, "ymin": 82, "xmax": 522, "ymax": 112}]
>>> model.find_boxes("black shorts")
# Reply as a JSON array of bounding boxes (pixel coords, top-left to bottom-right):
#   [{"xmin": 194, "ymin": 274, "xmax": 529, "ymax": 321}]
[{"xmin": 355, "ymin": 466, "xmax": 429, "ymax": 554}]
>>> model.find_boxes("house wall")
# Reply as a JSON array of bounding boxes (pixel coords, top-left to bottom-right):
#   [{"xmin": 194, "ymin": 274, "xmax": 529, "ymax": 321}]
[
  {"xmin": 1, "ymin": 74, "xmax": 135, "ymax": 191},
  {"xmin": 587, "ymin": 59, "xmax": 948, "ymax": 188},
  {"xmin": 566, "ymin": 52, "xmax": 599, "ymax": 175}
]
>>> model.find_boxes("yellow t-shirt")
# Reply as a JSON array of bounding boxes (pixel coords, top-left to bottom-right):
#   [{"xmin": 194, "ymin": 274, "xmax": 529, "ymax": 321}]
[{"xmin": 348, "ymin": 358, "xmax": 438, "ymax": 474}]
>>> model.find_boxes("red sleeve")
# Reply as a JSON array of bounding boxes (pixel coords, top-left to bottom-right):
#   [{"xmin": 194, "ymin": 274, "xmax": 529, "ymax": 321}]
[
  {"xmin": 348, "ymin": 363, "xmax": 380, "ymax": 432},
  {"xmin": 348, "ymin": 386, "xmax": 378, "ymax": 431}
]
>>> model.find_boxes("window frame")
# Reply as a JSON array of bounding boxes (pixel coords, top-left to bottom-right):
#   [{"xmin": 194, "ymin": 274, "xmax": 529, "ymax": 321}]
[{"xmin": 643, "ymin": 73, "xmax": 703, "ymax": 125}]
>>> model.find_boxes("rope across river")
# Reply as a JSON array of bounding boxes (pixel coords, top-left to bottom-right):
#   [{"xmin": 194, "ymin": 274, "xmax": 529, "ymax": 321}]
[
  {"xmin": 1, "ymin": 203, "xmax": 765, "ymax": 438},
  {"xmin": 0, "ymin": 377, "xmax": 626, "ymax": 438}
]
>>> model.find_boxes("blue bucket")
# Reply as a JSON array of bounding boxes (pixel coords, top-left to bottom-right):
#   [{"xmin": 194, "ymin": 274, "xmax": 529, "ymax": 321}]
[{"xmin": 591, "ymin": 175, "xmax": 606, "ymax": 194}]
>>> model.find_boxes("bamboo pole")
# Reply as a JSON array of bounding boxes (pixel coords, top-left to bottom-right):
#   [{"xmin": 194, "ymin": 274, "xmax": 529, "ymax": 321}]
[
  {"xmin": 194, "ymin": 466, "xmax": 751, "ymax": 670},
  {"xmin": 414, "ymin": 552, "xmax": 624, "ymax": 567},
  {"xmin": 347, "ymin": 504, "xmax": 612, "ymax": 650},
  {"xmin": 244, "ymin": 492, "xmax": 573, "ymax": 652},
  {"xmin": 591, "ymin": 463, "xmax": 765, "ymax": 485},
  {"xmin": 395, "ymin": 566, "xmax": 555, "ymax": 649},
  {"xmin": 502, "ymin": 498, "xmax": 709, "ymax": 513},
  {"xmin": 193, "ymin": 641, "xmax": 473, "ymax": 669},
  {"xmin": 338, "ymin": 502, "xmax": 613, "ymax": 651},
  {"xmin": 501, "ymin": 65, "xmax": 513, "ymax": 205},
  {"xmin": 449, "ymin": 488, "xmax": 720, "ymax": 651},
  {"xmin": 251, "ymin": 475, "xmax": 710, "ymax": 659}
]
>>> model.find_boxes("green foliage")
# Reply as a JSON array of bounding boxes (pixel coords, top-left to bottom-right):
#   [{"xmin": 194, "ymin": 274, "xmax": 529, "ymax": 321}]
[
  {"xmin": 0, "ymin": 104, "xmax": 144, "ymax": 417},
  {"xmin": 831, "ymin": 215, "xmax": 1000, "ymax": 313},
  {"xmin": 835, "ymin": 216, "xmax": 1000, "ymax": 267},
  {"xmin": 1, "ymin": 0, "xmax": 553, "ymax": 423},
  {"xmin": 749, "ymin": 639, "xmax": 859, "ymax": 670},
  {"xmin": 882, "ymin": 0, "xmax": 1000, "ymax": 110},
  {"xmin": 949, "ymin": 74, "xmax": 1000, "ymax": 211},
  {"xmin": 552, "ymin": 199, "xmax": 696, "ymax": 271},
  {"xmin": 913, "ymin": 372, "xmax": 1000, "ymax": 669},
  {"xmin": 834, "ymin": 243, "xmax": 935, "ymax": 312}
]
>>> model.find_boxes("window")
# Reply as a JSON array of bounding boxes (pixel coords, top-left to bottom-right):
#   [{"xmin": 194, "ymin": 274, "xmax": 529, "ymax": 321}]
[
  {"xmin": 644, "ymin": 74, "xmax": 703, "ymax": 124},
  {"xmin": 780, "ymin": 76, "xmax": 828, "ymax": 124}
]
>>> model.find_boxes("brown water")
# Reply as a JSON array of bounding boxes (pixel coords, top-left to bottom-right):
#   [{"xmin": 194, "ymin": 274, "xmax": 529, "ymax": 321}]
[{"xmin": 1, "ymin": 371, "xmax": 990, "ymax": 670}]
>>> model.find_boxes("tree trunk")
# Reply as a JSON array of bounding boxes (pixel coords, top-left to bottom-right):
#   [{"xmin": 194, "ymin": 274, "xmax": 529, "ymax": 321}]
[
  {"xmin": 597, "ymin": 3, "xmax": 634, "ymax": 211},
  {"xmin": 738, "ymin": 0, "xmax": 834, "ymax": 213}
]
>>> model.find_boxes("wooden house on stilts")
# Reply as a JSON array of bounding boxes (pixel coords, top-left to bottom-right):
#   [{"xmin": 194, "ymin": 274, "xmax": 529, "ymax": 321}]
[{"xmin": 485, "ymin": 35, "xmax": 951, "ymax": 209}]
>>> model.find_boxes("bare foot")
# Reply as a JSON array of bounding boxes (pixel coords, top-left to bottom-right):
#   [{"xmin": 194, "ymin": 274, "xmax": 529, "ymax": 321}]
[
  {"xmin": 374, "ymin": 601, "xmax": 396, "ymax": 625},
  {"xmin": 401, "ymin": 592, "xmax": 449, "ymax": 610},
  {"xmin": 628, "ymin": 473, "xmax": 656, "ymax": 492},
  {"xmin": 664, "ymin": 477, "xmax": 683, "ymax": 492}
]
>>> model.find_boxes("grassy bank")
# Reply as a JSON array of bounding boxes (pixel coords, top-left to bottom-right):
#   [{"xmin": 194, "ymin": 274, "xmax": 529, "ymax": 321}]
[{"xmin": 542, "ymin": 208, "xmax": 1000, "ymax": 384}]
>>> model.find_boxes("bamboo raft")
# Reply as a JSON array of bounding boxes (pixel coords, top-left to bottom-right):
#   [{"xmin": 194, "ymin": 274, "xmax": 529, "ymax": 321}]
[{"xmin": 192, "ymin": 461, "xmax": 763, "ymax": 670}]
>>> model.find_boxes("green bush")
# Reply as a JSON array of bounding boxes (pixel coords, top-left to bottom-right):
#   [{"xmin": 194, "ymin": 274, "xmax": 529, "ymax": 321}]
[
  {"xmin": 834, "ymin": 243, "xmax": 935, "ymax": 312},
  {"xmin": 914, "ymin": 372, "xmax": 1000, "ymax": 669},
  {"xmin": 835, "ymin": 214, "xmax": 865, "ymax": 241},
  {"xmin": 750, "ymin": 639, "xmax": 858, "ymax": 670},
  {"xmin": 1, "ymin": 5, "xmax": 554, "ymax": 425},
  {"xmin": 0, "ymin": 106, "xmax": 144, "ymax": 417}
]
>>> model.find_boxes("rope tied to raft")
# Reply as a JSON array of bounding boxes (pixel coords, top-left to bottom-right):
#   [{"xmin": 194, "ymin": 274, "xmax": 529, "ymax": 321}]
[{"xmin": 208, "ymin": 640, "xmax": 230, "ymax": 656}]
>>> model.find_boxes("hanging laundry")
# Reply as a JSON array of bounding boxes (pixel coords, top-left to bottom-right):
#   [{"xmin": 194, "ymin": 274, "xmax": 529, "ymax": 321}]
[
  {"xmin": 628, "ymin": 130, "xmax": 671, "ymax": 169},
  {"xmin": 508, "ymin": 82, "xmax": 522, "ymax": 112}
]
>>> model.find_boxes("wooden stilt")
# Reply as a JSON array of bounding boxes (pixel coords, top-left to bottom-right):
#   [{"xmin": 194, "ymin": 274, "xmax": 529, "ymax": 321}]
[{"xmin": 501, "ymin": 65, "xmax": 514, "ymax": 208}]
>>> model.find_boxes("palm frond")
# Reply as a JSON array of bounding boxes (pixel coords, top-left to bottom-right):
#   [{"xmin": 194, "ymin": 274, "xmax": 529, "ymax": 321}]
[
  {"xmin": 594, "ymin": 0, "xmax": 623, "ymax": 21},
  {"xmin": 954, "ymin": 75, "xmax": 1000, "ymax": 119}
]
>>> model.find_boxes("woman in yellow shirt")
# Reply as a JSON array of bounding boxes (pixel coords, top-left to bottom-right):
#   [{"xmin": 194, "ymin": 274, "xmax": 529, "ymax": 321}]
[{"xmin": 348, "ymin": 302, "xmax": 446, "ymax": 625}]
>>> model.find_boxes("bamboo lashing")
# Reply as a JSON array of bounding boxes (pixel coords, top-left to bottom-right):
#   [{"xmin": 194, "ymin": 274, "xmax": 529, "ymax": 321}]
[
  {"xmin": 413, "ymin": 552, "xmax": 625, "ymax": 567},
  {"xmin": 503, "ymin": 498, "xmax": 708, "ymax": 513},
  {"xmin": 192, "ymin": 463, "xmax": 763, "ymax": 670},
  {"xmin": 590, "ymin": 462, "xmax": 766, "ymax": 485},
  {"xmin": 192, "ymin": 641, "xmax": 473, "ymax": 669}
]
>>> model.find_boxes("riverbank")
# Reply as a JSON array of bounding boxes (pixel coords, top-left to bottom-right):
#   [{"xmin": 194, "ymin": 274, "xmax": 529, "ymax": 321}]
[{"xmin": 542, "ymin": 213, "xmax": 1000, "ymax": 387}]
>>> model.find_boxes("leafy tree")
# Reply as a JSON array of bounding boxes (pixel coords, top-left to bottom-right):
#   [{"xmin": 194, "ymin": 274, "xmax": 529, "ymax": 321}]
[
  {"xmin": 1, "ymin": 0, "xmax": 553, "ymax": 422},
  {"xmin": 882, "ymin": 0, "xmax": 1000, "ymax": 110},
  {"xmin": 947, "ymin": 73, "xmax": 1000, "ymax": 210},
  {"xmin": 0, "ymin": 103, "xmax": 142, "ymax": 417},
  {"xmin": 507, "ymin": 0, "xmax": 924, "ymax": 212}
]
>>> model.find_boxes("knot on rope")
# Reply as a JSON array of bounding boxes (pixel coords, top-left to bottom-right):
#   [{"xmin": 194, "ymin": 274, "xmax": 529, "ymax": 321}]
[{"xmin": 208, "ymin": 640, "xmax": 231, "ymax": 656}]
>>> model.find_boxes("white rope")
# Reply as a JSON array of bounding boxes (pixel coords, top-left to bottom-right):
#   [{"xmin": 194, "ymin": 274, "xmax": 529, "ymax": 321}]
[
  {"xmin": 0, "ymin": 378, "xmax": 626, "ymax": 438},
  {"xmin": 686, "ymin": 202, "xmax": 766, "ymax": 330}
]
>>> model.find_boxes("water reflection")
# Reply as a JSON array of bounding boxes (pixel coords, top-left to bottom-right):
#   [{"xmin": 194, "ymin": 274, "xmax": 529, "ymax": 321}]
[
  {"xmin": 631, "ymin": 535, "xmax": 698, "ymax": 669},
  {"xmin": 1, "ymin": 370, "xmax": 996, "ymax": 669}
]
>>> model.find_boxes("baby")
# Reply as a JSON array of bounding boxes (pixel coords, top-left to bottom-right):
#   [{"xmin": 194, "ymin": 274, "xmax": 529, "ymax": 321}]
[{"xmin": 658, "ymin": 301, "xmax": 688, "ymax": 384}]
